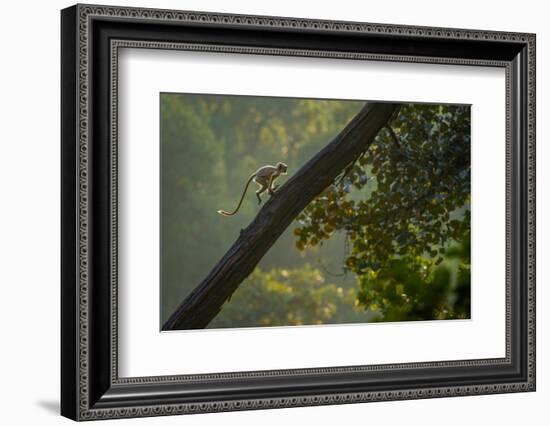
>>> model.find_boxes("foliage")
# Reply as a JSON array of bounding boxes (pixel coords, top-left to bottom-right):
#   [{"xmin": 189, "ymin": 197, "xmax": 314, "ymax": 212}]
[
  {"xmin": 293, "ymin": 104, "xmax": 471, "ymax": 316},
  {"xmin": 209, "ymin": 265, "xmax": 368, "ymax": 328},
  {"xmin": 357, "ymin": 232, "xmax": 470, "ymax": 322}
]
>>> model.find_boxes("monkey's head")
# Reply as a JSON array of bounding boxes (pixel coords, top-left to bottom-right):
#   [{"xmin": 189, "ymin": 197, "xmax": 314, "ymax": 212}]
[{"xmin": 276, "ymin": 162, "xmax": 288, "ymax": 175}]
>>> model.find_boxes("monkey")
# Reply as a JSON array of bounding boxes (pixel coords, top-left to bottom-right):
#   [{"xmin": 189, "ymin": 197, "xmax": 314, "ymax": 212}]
[{"xmin": 217, "ymin": 162, "xmax": 288, "ymax": 216}]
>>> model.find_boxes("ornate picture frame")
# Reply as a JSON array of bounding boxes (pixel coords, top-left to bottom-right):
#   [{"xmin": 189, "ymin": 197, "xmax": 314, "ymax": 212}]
[{"xmin": 61, "ymin": 4, "xmax": 535, "ymax": 421}]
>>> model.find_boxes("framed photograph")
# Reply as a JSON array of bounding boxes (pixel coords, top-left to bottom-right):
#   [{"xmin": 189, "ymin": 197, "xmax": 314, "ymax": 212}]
[{"xmin": 61, "ymin": 4, "xmax": 536, "ymax": 421}]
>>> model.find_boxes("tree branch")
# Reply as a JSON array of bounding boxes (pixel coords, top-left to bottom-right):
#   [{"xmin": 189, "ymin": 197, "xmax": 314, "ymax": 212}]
[
  {"xmin": 163, "ymin": 102, "xmax": 399, "ymax": 330},
  {"xmin": 384, "ymin": 124, "xmax": 401, "ymax": 148}
]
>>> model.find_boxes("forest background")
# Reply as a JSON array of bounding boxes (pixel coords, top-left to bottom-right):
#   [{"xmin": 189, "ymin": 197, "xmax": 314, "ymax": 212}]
[{"xmin": 160, "ymin": 94, "xmax": 471, "ymax": 329}]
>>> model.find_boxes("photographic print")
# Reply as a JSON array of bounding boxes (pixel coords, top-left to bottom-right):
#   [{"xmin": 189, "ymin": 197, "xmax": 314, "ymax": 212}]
[{"xmin": 160, "ymin": 94, "xmax": 471, "ymax": 331}]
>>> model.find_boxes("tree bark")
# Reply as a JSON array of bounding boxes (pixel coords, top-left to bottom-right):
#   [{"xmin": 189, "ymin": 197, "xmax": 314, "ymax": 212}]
[{"xmin": 163, "ymin": 102, "xmax": 399, "ymax": 330}]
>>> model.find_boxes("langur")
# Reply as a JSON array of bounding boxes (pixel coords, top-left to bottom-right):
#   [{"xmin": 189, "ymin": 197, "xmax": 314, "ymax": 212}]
[{"xmin": 217, "ymin": 162, "xmax": 288, "ymax": 216}]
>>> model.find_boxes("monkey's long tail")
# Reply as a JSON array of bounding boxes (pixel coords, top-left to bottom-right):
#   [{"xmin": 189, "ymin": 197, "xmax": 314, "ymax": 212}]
[{"xmin": 217, "ymin": 174, "xmax": 255, "ymax": 216}]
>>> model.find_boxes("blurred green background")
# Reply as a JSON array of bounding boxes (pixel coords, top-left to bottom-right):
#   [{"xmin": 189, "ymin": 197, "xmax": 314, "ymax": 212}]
[{"xmin": 160, "ymin": 94, "xmax": 471, "ymax": 329}]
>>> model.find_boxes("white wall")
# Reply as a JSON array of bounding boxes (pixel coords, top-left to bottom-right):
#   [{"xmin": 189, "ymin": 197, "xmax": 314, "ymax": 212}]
[{"xmin": 0, "ymin": 0, "xmax": 546, "ymax": 424}]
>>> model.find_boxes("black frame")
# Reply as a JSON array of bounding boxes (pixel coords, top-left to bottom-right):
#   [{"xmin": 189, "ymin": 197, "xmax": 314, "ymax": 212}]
[{"xmin": 61, "ymin": 3, "xmax": 536, "ymax": 421}]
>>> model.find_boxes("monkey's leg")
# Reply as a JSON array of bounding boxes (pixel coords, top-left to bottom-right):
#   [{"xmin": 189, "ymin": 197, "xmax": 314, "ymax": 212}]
[
  {"xmin": 267, "ymin": 175, "xmax": 276, "ymax": 195},
  {"xmin": 256, "ymin": 186, "xmax": 267, "ymax": 204},
  {"xmin": 255, "ymin": 182, "xmax": 268, "ymax": 205}
]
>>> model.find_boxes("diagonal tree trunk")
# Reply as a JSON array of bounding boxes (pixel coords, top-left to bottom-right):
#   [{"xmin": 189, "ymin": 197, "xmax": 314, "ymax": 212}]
[{"xmin": 163, "ymin": 102, "xmax": 399, "ymax": 331}]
